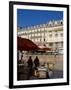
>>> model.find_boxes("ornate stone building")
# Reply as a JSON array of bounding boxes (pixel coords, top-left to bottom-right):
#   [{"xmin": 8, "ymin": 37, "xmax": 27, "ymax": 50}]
[{"xmin": 18, "ymin": 20, "xmax": 63, "ymax": 51}]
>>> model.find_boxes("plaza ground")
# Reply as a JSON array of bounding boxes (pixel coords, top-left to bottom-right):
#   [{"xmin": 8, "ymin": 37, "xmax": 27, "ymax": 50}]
[{"xmin": 17, "ymin": 54, "xmax": 63, "ymax": 80}]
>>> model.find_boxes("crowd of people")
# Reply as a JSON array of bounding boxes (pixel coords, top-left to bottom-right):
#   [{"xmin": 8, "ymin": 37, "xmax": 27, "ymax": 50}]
[{"xmin": 18, "ymin": 55, "xmax": 50, "ymax": 80}]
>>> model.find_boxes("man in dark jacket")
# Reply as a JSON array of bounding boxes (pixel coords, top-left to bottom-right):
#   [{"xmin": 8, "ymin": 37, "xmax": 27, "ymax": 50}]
[
  {"xmin": 27, "ymin": 56, "xmax": 33, "ymax": 79},
  {"xmin": 34, "ymin": 56, "xmax": 40, "ymax": 69}
]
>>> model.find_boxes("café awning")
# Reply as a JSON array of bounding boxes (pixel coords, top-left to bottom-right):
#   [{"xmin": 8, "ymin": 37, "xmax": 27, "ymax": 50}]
[
  {"xmin": 17, "ymin": 37, "xmax": 51, "ymax": 52},
  {"xmin": 17, "ymin": 37, "xmax": 39, "ymax": 51}
]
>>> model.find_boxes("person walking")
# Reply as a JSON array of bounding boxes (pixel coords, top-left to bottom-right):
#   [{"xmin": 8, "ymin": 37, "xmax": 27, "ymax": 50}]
[
  {"xmin": 34, "ymin": 56, "xmax": 40, "ymax": 70},
  {"xmin": 27, "ymin": 56, "xmax": 33, "ymax": 79}
]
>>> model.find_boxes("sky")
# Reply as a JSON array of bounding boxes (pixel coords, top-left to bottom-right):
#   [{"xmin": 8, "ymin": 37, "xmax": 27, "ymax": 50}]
[{"xmin": 17, "ymin": 9, "xmax": 63, "ymax": 28}]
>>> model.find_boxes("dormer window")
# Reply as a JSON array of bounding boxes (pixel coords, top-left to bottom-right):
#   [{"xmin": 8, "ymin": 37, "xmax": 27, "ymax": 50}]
[{"xmin": 61, "ymin": 21, "xmax": 63, "ymax": 24}]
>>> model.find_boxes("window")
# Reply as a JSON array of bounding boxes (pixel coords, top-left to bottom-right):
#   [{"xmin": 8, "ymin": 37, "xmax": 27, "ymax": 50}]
[
  {"xmin": 49, "ymin": 34, "xmax": 52, "ymax": 37},
  {"xmin": 55, "ymin": 42, "xmax": 58, "ymax": 47},
  {"xmin": 44, "ymin": 38, "xmax": 45, "ymax": 41},
  {"xmin": 61, "ymin": 21, "xmax": 63, "ymax": 24},
  {"xmin": 61, "ymin": 33, "xmax": 63, "ymax": 37},
  {"xmin": 48, "ymin": 31, "xmax": 52, "ymax": 32},
  {"xmin": 61, "ymin": 42, "xmax": 63, "ymax": 47},
  {"xmin": 49, "ymin": 43, "xmax": 53, "ymax": 46},
  {"xmin": 55, "ymin": 33, "xmax": 58, "ymax": 37}
]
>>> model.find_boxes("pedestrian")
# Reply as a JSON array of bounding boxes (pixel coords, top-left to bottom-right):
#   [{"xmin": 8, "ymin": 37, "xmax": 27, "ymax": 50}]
[
  {"xmin": 27, "ymin": 56, "xmax": 33, "ymax": 79},
  {"xmin": 34, "ymin": 56, "xmax": 40, "ymax": 70}
]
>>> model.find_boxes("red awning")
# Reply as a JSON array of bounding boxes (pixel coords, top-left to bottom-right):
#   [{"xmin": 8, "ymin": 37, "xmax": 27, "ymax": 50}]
[
  {"xmin": 17, "ymin": 37, "xmax": 39, "ymax": 51},
  {"xmin": 17, "ymin": 37, "xmax": 51, "ymax": 52}
]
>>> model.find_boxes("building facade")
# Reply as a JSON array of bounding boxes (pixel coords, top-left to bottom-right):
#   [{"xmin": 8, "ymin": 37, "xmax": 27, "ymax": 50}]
[{"xmin": 18, "ymin": 20, "xmax": 63, "ymax": 51}]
